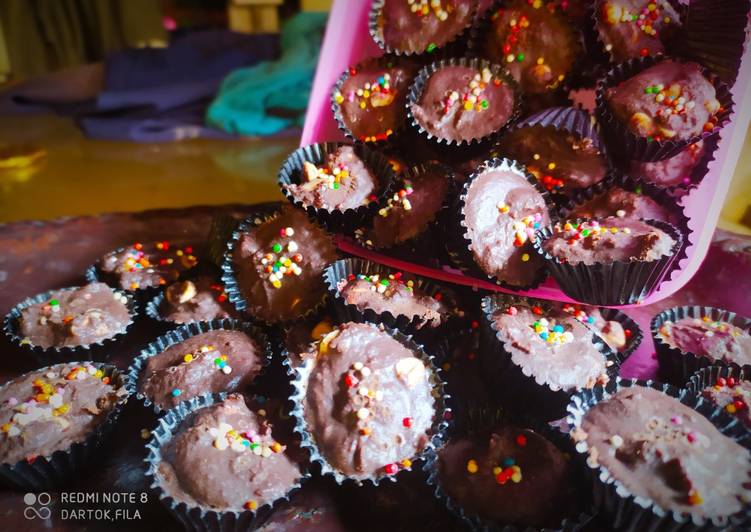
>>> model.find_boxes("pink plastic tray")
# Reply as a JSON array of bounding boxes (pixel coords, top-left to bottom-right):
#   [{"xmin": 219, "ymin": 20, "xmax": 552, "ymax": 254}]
[{"xmin": 302, "ymin": 0, "xmax": 751, "ymax": 308}]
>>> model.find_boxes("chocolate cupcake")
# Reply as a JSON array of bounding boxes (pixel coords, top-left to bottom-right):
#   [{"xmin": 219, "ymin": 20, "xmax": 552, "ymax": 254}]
[
  {"xmin": 366, "ymin": 161, "xmax": 451, "ymax": 249},
  {"xmin": 4, "ymin": 283, "xmax": 137, "ymax": 362},
  {"xmin": 147, "ymin": 276, "xmax": 239, "ymax": 324},
  {"xmin": 481, "ymin": 295, "xmax": 617, "ymax": 419},
  {"xmin": 687, "ymin": 366, "xmax": 751, "ymax": 430},
  {"xmin": 628, "ymin": 138, "xmax": 713, "ymax": 191},
  {"xmin": 430, "ymin": 420, "xmax": 587, "ymax": 529},
  {"xmin": 222, "ymin": 206, "xmax": 338, "ymax": 324},
  {"xmin": 568, "ymin": 379, "xmax": 751, "ymax": 530},
  {"xmin": 496, "ymin": 107, "xmax": 610, "ymax": 196},
  {"xmin": 92, "ymin": 240, "xmax": 198, "ymax": 292},
  {"xmin": 597, "ymin": 56, "xmax": 732, "ymax": 161},
  {"xmin": 332, "ymin": 57, "xmax": 417, "ymax": 143},
  {"xmin": 478, "ymin": 0, "xmax": 578, "ymax": 94},
  {"xmin": 407, "ymin": 58, "xmax": 520, "ymax": 146},
  {"xmin": 535, "ymin": 217, "xmax": 682, "ymax": 305},
  {"xmin": 324, "ymin": 258, "xmax": 457, "ymax": 336},
  {"xmin": 147, "ymin": 393, "xmax": 305, "ymax": 529},
  {"xmin": 131, "ymin": 320, "xmax": 270, "ymax": 413},
  {"xmin": 559, "ymin": 303, "xmax": 642, "ymax": 361},
  {"xmin": 593, "ymin": 0, "xmax": 682, "ymax": 62},
  {"xmin": 652, "ymin": 305, "xmax": 751, "ymax": 386},
  {"xmin": 370, "ymin": 0, "xmax": 477, "ymax": 55},
  {"xmin": 566, "ymin": 182, "xmax": 677, "ymax": 224},
  {"xmin": 278, "ymin": 143, "xmax": 394, "ymax": 231},
  {"xmin": 290, "ymin": 321, "xmax": 447, "ymax": 484},
  {"xmin": 454, "ymin": 158, "xmax": 552, "ymax": 289},
  {"xmin": 0, "ymin": 362, "xmax": 128, "ymax": 489}
]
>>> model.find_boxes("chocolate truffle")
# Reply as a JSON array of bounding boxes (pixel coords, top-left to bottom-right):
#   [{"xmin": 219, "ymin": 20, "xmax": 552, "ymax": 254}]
[
  {"xmin": 492, "ymin": 302, "xmax": 611, "ymax": 392},
  {"xmin": 605, "ymin": 60, "xmax": 722, "ymax": 141},
  {"xmin": 569, "ymin": 186, "xmax": 675, "ymax": 224},
  {"xmin": 377, "ymin": 0, "xmax": 476, "ymax": 54},
  {"xmin": 595, "ymin": 0, "xmax": 681, "ymax": 62},
  {"xmin": 138, "ymin": 329, "xmax": 266, "ymax": 410},
  {"xmin": 0, "ymin": 363, "xmax": 124, "ymax": 464},
  {"xmin": 497, "ymin": 126, "xmax": 608, "ymax": 193},
  {"xmin": 629, "ymin": 140, "xmax": 706, "ymax": 188},
  {"xmin": 337, "ymin": 272, "xmax": 447, "ymax": 328},
  {"xmin": 560, "ymin": 303, "xmax": 630, "ymax": 352},
  {"xmin": 410, "ymin": 65, "xmax": 516, "ymax": 142},
  {"xmin": 158, "ymin": 277, "xmax": 238, "ymax": 324},
  {"xmin": 156, "ymin": 394, "xmax": 302, "ymax": 511},
  {"xmin": 574, "ymin": 385, "xmax": 751, "ymax": 521},
  {"xmin": 283, "ymin": 146, "xmax": 379, "ymax": 211},
  {"xmin": 17, "ymin": 283, "xmax": 131, "ymax": 349},
  {"xmin": 543, "ymin": 218, "xmax": 676, "ymax": 266},
  {"xmin": 438, "ymin": 426, "xmax": 579, "ymax": 528},
  {"xmin": 99, "ymin": 241, "xmax": 198, "ymax": 291},
  {"xmin": 701, "ymin": 376, "xmax": 751, "ymax": 429},
  {"xmin": 333, "ymin": 59, "xmax": 416, "ymax": 142},
  {"xmin": 657, "ymin": 316, "xmax": 751, "ymax": 367},
  {"xmin": 481, "ymin": 0, "xmax": 577, "ymax": 93},
  {"xmin": 232, "ymin": 206, "xmax": 338, "ymax": 323},
  {"xmin": 301, "ymin": 322, "xmax": 436, "ymax": 479},
  {"xmin": 368, "ymin": 163, "xmax": 449, "ymax": 248},
  {"xmin": 462, "ymin": 165, "xmax": 550, "ymax": 287}
]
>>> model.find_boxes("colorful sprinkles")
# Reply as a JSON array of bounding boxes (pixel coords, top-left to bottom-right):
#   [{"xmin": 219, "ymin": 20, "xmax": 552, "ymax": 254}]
[
  {"xmin": 116, "ymin": 241, "xmax": 197, "ymax": 290},
  {"xmin": 209, "ymin": 421, "xmax": 284, "ymax": 456},
  {"xmin": 334, "ymin": 69, "xmax": 397, "ymax": 142},
  {"xmin": 259, "ymin": 226, "xmax": 303, "ymax": 289},
  {"xmin": 601, "ymin": 1, "xmax": 676, "ymax": 56},
  {"xmin": 497, "ymin": 203, "xmax": 544, "ymax": 247},
  {"xmin": 440, "ymin": 68, "xmax": 501, "ymax": 116},
  {"xmin": 378, "ymin": 180, "xmax": 414, "ymax": 217},
  {"xmin": 464, "ymin": 431, "xmax": 528, "ymax": 486}
]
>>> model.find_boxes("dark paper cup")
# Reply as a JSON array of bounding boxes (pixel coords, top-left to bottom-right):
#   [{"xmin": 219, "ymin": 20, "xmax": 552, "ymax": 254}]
[
  {"xmin": 480, "ymin": 294, "xmax": 620, "ymax": 421},
  {"xmin": 277, "ymin": 142, "xmax": 395, "ymax": 233},
  {"xmin": 448, "ymin": 157, "xmax": 556, "ymax": 291},
  {"xmin": 406, "ymin": 56, "xmax": 522, "ymax": 148},
  {"xmin": 323, "ymin": 257, "xmax": 461, "ymax": 338},
  {"xmin": 686, "ymin": 364, "xmax": 751, "ymax": 398},
  {"xmin": 144, "ymin": 392, "xmax": 308, "ymax": 532},
  {"xmin": 533, "ymin": 218, "xmax": 683, "ymax": 305},
  {"xmin": 4, "ymin": 286, "xmax": 138, "ymax": 365},
  {"xmin": 652, "ymin": 305, "xmax": 751, "ymax": 386},
  {"xmin": 423, "ymin": 403, "xmax": 595, "ymax": 531},
  {"xmin": 126, "ymin": 319, "xmax": 272, "ymax": 415},
  {"xmin": 566, "ymin": 377, "xmax": 751, "ymax": 531},
  {"xmin": 595, "ymin": 307, "xmax": 643, "ymax": 364},
  {"xmin": 369, "ymin": 0, "xmax": 478, "ymax": 57},
  {"xmin": 288, "ymin": 322, "xmax": 450, "ymax": 486},
  {"xmin": 0, "ymin": 363, "xmax": 129, "ymax": 490},
  {"xmin": 595, "ymin": 54, "xmax": 733, "ymax": 162},
  {"xmin": 220, "ymin": 206, "xmax": 334, "ymax": 325}
]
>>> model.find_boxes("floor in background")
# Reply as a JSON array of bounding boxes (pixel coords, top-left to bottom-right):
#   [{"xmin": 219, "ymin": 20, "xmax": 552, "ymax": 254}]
[
  {"xmin": 0, "ymin": 114, "xmax": 299, "ymax": 223},
  {"xmin": 0, "ymin": 113, "xmax": 749, "ymax": 231}
]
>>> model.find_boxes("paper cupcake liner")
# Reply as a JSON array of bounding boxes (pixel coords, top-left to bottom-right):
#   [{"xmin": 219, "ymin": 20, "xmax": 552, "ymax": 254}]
[
  {"xmin": 596, "ymin": 54, "xmax": 734, "ymax": 162},
  {"xmin": 0, "ymin": 362, "xmax": 129, "ymax": 490},
  {"xmin": 533, "ymin": 217, "xmax": 684, "ymax": 305},
  {"xmin": 685, "ymin": 364, "xmax": 751, "ymax": 397},
  {"xmin": 144, "ymin": 392, "xmax": 309, "ymax": 532},
  {"xmin": 566, "ymin": 377, "xmax": 751, "ymax": 531},
  {"xmin": 3, "ymin": 285, "xmax": 138, "ymax": 365},
  {"xmin": 499, "ymin": 105, "xmax": 615, "ymax": 202},
  {"xmin": 681, "ymin": 0, "xmax": 751, "ymax": 85},
  {"xmin": 126, "ymin": 318, "xmax": 273, "ymax": 415},
  {"xmin": 220, "ymin": 207, "xmax": 333, "ymax": 325},
  {"xmin": 288, "ymin": 322, "xmax": 450, "ymax": 486},
  {"xmin": 330, "ymin": 55, "xmax": 416, "ymax": 146},
  {"xmin": 557, "ymin": 172, "xmax": 692, "ymax": 270},
  {"xmin": 406, "ymin": 56, "xmax": 522, "ymax": 148},
  {"xmin": 590, "ymin": 0, "xmax": 685, "ymax": 65},
  {"xmin": 277, "ymin": 142, "xmax": 396, "ymax": 233},
  {"xmin": 323, "ymin": 257, "xmax": 462, "ymax": 340},
  {"xmin": 480, "ymin": 293, "xmax": 620, "ymax": 421},
  {"xmin": 467, "ymin": 0, "xmax": 582, "ymax": 102},
  {"xmin": 423, "ymin": 403, "xmax": 595, "ymax": 531},
  {"xmin": 448, "ymin": 157, "xmax": 556, "ymax": 291},
  {"xmin": 369, "ymin": 0, "xmax": 479, "ymax": 58},
  {"xmin": 651, "ymin": 305, "xmax": 751, "ymax": 387}
]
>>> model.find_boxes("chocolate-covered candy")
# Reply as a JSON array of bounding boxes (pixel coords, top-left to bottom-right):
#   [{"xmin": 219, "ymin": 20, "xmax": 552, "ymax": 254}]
[
  {"xmin": 160, "ymin": 277, "xmax": 239, "ymax": 323},
  {"xmin": 701, "ymin": 377, "xmax": 751, "ymax": 429},
  {"xmin": 139, "ymin": 330, "xmax": 265, "ymax": 410},
  {"xmin": 657, "ymin": 317, "xmax": 751, "ymax": 367},
  {"xmin": 629, "ymin": 140, "xmax": 706, "ymax": 188},
  {"xmin": 99, "ymin": 241, "xmax": 198, "ymax": 291},
  {"xmin": 570, "ymin": 186, "xmax": 675, "ymax": 224},
  {"xmin": 18, "ymin": 282, "xmax": 131, "ymax": 349}
]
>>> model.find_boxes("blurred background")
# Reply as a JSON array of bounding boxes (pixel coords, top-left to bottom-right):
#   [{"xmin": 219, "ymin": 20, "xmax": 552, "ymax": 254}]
[{"xmin": 0, "ymin": 0, "xmax": 748, "ymax": 232}]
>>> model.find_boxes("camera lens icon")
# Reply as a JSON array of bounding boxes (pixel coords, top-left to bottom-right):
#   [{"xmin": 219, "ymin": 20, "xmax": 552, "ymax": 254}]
[{"xmin": 24, "ymin": 492, "xmax": 52, "ymax": 520}]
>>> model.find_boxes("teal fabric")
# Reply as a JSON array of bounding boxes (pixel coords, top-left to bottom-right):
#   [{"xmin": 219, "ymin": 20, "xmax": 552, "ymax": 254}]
[{"xmin": 206, "ymin": 12, "xmax": 327, "ymax": 136}]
